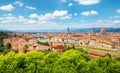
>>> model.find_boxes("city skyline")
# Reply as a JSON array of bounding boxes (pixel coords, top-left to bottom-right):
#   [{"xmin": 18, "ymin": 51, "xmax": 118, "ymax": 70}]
[{"xmin": 0, "ymin": 0, "xmax": 120, "ymax": 31}]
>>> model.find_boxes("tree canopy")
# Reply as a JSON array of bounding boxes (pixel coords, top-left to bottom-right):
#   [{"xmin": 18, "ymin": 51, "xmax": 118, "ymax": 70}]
[{"xmin": 0, "ymin": 49, "xmax": 120, "ymax": 73}]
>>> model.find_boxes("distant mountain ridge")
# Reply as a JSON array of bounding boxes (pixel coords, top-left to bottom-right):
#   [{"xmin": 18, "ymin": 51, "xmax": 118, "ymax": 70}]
[
  {"xmin": 71, "ymin": 28, "xmax": 120, "ymax": 33},
  {"xmin": 0, "ymin": 28, "xmax": 120, "ymax": 33}
]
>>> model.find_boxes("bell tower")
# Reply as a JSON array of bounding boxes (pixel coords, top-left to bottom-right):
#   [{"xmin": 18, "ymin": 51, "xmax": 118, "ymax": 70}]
[{"xmin": 67, "ymin": 27, "xmax": 70, "ymax": 34}]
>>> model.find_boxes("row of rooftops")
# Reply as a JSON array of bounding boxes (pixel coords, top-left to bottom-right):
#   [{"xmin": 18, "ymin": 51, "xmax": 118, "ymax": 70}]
[
  {"xmin": 3, "ymin": 36, "xmax": 49, "ymax": 52},
  {"xmin": 40, "ymin": 32, "xmax": 120, "ymax": 49}
]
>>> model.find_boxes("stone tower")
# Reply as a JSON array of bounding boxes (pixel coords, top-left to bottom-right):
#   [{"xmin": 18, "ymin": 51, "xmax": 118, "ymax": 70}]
[{"xmin": 67, "ymin": 27, "xmax": 70, "ymax": 33}]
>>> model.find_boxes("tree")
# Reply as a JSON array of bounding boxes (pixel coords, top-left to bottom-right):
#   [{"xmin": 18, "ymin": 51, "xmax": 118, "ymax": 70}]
[
  {"xmin": 0, "ymin": 42, "xmax": 4, "ymax": 48},
  {"xmin": 0, "ymin": 49, "xmax": 120, "ymax": 73},
  {"xmin": 37, "ymin": 41, "xmax": 49, "ymax": 46},
  {"xmin": 65, "ymin": 45, "xmax": 71, "ymax": 50},
  {"xmin": 107, "ymin": 61, "xmax": 120, "ymax": 73},
  {"xmin": 0, "ymin": 38, "xmax": 4, "ymax": 48},
  {"xmin": 6, "ymin": 42, "xmax": 11, "ymax": 49},
  {"xmin": 23, "ymin": 44, "xmax": 28, "ymax": 53},
  {"xmin": 72, "ymin": 44, "xmax": 75, "ymax": 49}
]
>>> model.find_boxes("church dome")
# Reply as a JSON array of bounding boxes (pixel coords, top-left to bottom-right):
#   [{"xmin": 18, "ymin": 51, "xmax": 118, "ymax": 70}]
[{"xmin": 100, "ymin": 28, "xmax": 106, "ymax": 33}]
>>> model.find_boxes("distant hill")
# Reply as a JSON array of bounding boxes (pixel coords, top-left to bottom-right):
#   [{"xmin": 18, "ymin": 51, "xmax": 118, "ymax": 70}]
[
  {"xmin": 0, "ymin": 28, "xmax": 120, "ymax": 33},
  {"xmin": 71, "ymin": 28, "xmax": 120, "ymax": 33}
]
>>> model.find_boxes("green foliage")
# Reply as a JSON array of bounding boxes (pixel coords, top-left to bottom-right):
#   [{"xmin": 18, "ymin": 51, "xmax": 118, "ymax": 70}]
[
  {"xmin": 72, "ymin": 44, "xmax": 75, "ymax": 49},
  {"xmin": 6, "ymin": 42, "xmax": 11, "ymax": 49},
  {"xmin": 0, "ymin": 42, "xmax": 4, "ymax": 48},
  {"xmin": 0, "ymin": 31, "xmax": 8, "ymax": 39},
  {"xmin": 37, "ymin": 41, "xmax": 49, "ymax": 46},
  {"xmin": 66, "ymin": 45, "xmax": 76, "ymax": 51},
  {"xmin": 23, "ymin": 44, "xmax": 28, "ymax": 53},
  {"xmin": 0, "ymin": 49, "xmax": 120, "ymax": 73},
  {"xmin": 0, "ymin": 42, "xmax": 14, "ymax": 54},
  {"xmin": 0, "ymin": 32, "xmax": 12, "ymax": 54}
]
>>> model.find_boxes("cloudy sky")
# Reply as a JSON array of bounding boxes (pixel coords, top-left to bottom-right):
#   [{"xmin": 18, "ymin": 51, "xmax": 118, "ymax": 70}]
[{"xmin": 0, "ymin": 0, "xmax": 120, "ymax": 31}]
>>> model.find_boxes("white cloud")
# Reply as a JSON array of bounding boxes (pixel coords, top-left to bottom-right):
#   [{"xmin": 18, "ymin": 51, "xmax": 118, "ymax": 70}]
[
  {"xmin": 74, "ymin": 13, "xmax": 78, "ymax": 16},
  {"xmin": 14, "ymin": 1, "xmax": 23, "ymax": 7},
  {"xmin": 0, "ymin": 14, "xmax": 18, "ymax": 24},
  {"xmin": 0, "ymin": 4, "xmax": 14, "ymax": 11},
  {"xmin": 81, "ymin": 11, "xmax": 90, "ymax": 16},
  {"xmin": 0, "ymin": 17, "xmax": 4, "ymax": 21},
  {"xmin": 90, "ymin": 10, "xmax": 98, "ymax": 15},
  {"xmin": 81, "ymin": 20, "xmax": 85, "ymax": 22},
  {"xmin": 3, "ymin": 13, "xmax": 16, "ymax": 20},
  {"xmin": 17, "ymin": 15, "xmax": 26, "ymax": 22},
  {"xmin": 43, "ymin": 13, "xmax": 55, "ymax": 19},
  {"xmin": 114, "ymin": 16, "xmax": 119, "ymax": 18},
  {"xmin": 49, "ymin": 10, "xmax": 71, "ymax": 20},
  {"xmin": 61, "ymin": 0, "xmax": 67, "ymax": 2},
  {"xmin": 60, "ymin": 15, "xmax": 71, "ymax": 19},
  {"xmin": 0, "ymin": 13, "xmax": 66, "ymax": 30},
  {"xmin": 116, "ymin": 9, "xmax": 120, "ymax": 13},
  {"xmin": 97, "ymin": 19, "xmax": 103, "ymax": 23},
  {"xmin": 0, "ymin": 13, "xmax": 36, "ymax": 25},
  {"xmin": 29, "ymin": 10, "xmax": 71, "ymax": 21},
  {"xmin": 110, "ymin": 16, "xmax": 120, "ymax": 19},
  {"xmin": 25, "ymin": 6, "xmax": 36, "ymax": 10},
  {"xmin": 75, "ymin": 0, "xmax": 100, "ymax": 5},
  {"xmin": 53, "ymin": 10, "xmax": 68, "ymax": 17},
  {"xmin": 26, "ymin": 20, "xmax": 37, "ymax": 24},
  {"xmin": 0, "ymin": 13, "xmax": 120, "ymax": 30},
  {"xmin": 0, "ymin": 10, "xmax": 71, "ymax": 30},
  {"xmin": 113, "ymin": 20, "xmax": 120, "ymax": 24},
  {"xmin": 3, "ymin": 13, "xmax": 12, "ymax": 16},
  {"xmin": 81, "ymin": 10, "xmax": 98, "ymax": 16},
  {"xmin": 5, "ymin": 16, "xmax": 16, "ymax": 20},
  {"xmin": 39, "ymin": 13, "xmax": 54, "ymax": 21},
  {"xmin": 29, "ymin": 14, "xmax": 39, "ymax": 18},
  {"xmin": 68, "ymin": 3, "xmax": 73, "ymax": 6},
  {"xmin": 0, "ymin": 10, "xmax": 71, "ymax": 27}
]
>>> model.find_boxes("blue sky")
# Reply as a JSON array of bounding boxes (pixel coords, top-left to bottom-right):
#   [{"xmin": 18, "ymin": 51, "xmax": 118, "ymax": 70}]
[{"xmin": 0, "ymin": 0, "xmax": 120, "ymax": 31}]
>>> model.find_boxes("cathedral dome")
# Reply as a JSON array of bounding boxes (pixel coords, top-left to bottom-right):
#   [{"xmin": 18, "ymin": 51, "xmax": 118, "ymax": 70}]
[{"xmin": 100, "ymin": 28, "xmax": 106, "ymax": 33}]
